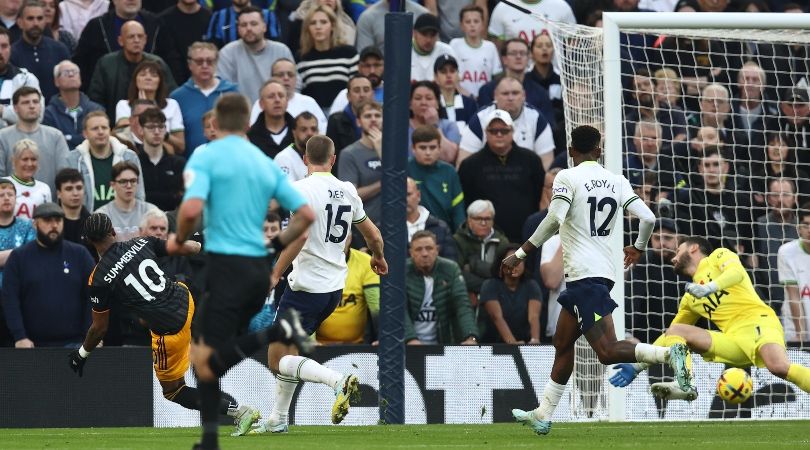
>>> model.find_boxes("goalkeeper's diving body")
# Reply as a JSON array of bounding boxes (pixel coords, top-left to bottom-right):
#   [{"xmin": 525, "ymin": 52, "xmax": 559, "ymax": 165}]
[
  {"xmin": 611, "ymin": 236, "xmax": 810, "ymax": 400},
  {"xmin": 68, "ymin": 213, "xmax": 310, "ymax": 436},
  {"xmin": 502, "ymin": 125, "xmax": 691, "ymax": 436}
]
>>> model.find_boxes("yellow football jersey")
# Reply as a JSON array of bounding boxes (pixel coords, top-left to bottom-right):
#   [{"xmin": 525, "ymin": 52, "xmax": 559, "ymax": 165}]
[
  {"xmin": 316, "ymin": 249, "xmax": 380, "ymax": 344},
  {"xmin": 670, "ymin": 248, "xmax": 777, "ymax": 332}
]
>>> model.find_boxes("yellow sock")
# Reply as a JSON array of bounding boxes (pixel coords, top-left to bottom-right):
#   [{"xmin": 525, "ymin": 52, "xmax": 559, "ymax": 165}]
[
  {"xmin": 661, "ymin": 334, "xmax": 692, "ymax": 373},
  {"xmin": 787, "ymin": 364, "xmax": 810, "ymax": 393}
]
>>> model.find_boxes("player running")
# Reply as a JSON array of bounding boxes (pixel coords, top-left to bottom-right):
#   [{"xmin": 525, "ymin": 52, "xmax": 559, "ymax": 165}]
[
  {"xmin": 502, "ymin": 125, "xmax": 691, "ymax": 436},
  {"xmin": 610, "ymin": 236, "xmax": 810, "ymax": 400},
  {"xmin": 249, "ymin": 135, "xmax": 387, "ymax": 434},
  {"xmin": 68, "ymin": 213, "xmax": 310, "ymax": 436}
]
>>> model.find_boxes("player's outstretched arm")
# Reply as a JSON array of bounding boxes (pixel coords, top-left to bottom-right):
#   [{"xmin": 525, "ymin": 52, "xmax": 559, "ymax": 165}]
[
  {"xmin": 355, "ymin": 218, "xmax": 387, "ymax": 276},
  {"xmin": 69, "ymin": 310, "xmax": 110, "ymax": 377},
  {"xmin": 624, "ymin": 197, "xmax": 656, "ymax": 254},
  {"xmin": 271, "ymin": 230, "xmax": 308, "ymax": 288},
  {"xmin": 503, "ymin": 199, "xmax": 567, "ymax": 270},
  {"xmin": 165, "ymin": 237, "xmax": 201, "ymax": 257}
]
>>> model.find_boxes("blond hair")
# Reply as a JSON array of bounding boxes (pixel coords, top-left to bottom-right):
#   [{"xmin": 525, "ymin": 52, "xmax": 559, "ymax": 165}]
[{"xmin": 300, "ymin": 5, "xmax": 342, "ymax": 55}]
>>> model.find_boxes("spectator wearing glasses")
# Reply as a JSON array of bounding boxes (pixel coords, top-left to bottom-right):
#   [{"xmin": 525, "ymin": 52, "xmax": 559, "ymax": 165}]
[
  {"xmin": 453, "ymin": 199, "xmax": 511, "ymax": 302},
  {"xmin": 67, "ymin": 111, "xmax": 144, "ymax": 211},
  {"xmin": 43, "ymin": 60, "xmax": 105, "ymax": 150},
  {"xmin": 95, "ymin": 161, "xmax": 159, "ymax": 241},
  {"xmin": 136, "ymin": 107, "xmax": 186, "ymax": 211},
  {"xmin": 459, "ymin": 109, "xmax": 543, "ymax": 243},
  {"xmin": 248, "ymin": 58, "xmax": 327, "ymax": 133},
  {"xmin": 170, "ymin": 42, "xmax": 238, "ymax": 155}
]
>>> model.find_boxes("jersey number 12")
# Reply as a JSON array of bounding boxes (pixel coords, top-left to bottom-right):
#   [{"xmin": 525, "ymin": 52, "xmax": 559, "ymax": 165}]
[
  {"xmin": 587, "ymin": 196, "xmax": 617, "ymax": 237},
  {"xmin": 324, "ymin": 204, "xmax": 350, "ymax": 243},
  {"xmin": 124, "ymin": 259, "xmax": 167, "ymax": 301}
]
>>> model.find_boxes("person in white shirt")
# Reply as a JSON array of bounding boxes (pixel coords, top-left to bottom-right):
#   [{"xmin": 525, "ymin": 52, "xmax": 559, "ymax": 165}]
[
  {"xmin": 252, "ymin": 135, "xmax": 387, "ymax": 434},
  {"xmin": 410, "ymin": 13, "xmax": 456, "ymax": 82},
  {"xmin": 450, "ymin": 4, "xmax": 501, "ymax": 98},
  {"xmin": 778, "ymin": 205, "xmax": 810, "ymax": 342},
  {"xmin": 248, "ymin": 58, "xmax": 327, "ymax": 132},
  {"xmin": 273, "ymin": 112, "xmax": 319, "ymax": 183},
  {"xmin": 504, "ymin": 125, "xmax": 689, "ymax": 436},
  {"xmin": 487, "ymin": 0, "xmax": 575, "ymax": 47},
  {"xmin": 4, "ymin": 139, "xmax": 51, "ymax": 219}
]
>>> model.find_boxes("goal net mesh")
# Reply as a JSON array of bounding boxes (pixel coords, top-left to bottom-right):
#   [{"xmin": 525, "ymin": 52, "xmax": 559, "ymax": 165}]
[{"xmin": 544, "ymin": 15, "xmax": 810, "ymax": 420}]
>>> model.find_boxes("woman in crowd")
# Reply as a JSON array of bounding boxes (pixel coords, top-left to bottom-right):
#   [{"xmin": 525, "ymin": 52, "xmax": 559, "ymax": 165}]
[
  {"xmin": 479, "ymin": 244, "xmax": 542, "ymax": 344},
  {"xmin": 409, "ymin": 80, "xmax": 460, "ymax": 165},
  {"xmin": 5, "ymin": 139, "xmax": 51, "ymax": 220},
  {"xmin": 115, "ymin": 61, "xmax": 185, "ymax": 154},
  {"xmin": 288, "ymin": 0, "xmax": 356, "ymax": 56},
  {"xmin": 527, "ymin": 31, "xmax": 563, "ymax": 128},
  {"xmin": 297, "ymin": 5, "xmax": 358, "ymax": 111},
  {"xmin": 751, "ymin": 132, "xmax": 810, "ymax": 212},
  {"xmin": 43, "ymin": 0, "xmax": 77, "ymax": 53}
]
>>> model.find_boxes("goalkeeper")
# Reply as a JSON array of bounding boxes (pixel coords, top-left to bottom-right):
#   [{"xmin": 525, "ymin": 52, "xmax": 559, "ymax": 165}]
[{"xmin": 611, "ymin": 236, "xmax": 810, "ymax": 399}]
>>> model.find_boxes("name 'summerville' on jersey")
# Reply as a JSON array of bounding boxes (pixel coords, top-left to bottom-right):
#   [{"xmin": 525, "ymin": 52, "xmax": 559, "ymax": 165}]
[
  {"xmin": 583, "ymin": 179, "xmax": 617, "ymax": 193},
  {"xmin": 103, "ymin": 238, "xmax": 150, "ymax": 283}
]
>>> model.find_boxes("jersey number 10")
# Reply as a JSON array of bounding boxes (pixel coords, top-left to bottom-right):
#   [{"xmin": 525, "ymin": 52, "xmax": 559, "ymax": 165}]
[
  {"xmin": 124, "ymin": 259, "xmax": 167, "ymax": 301},
  {"xmin": 324, "ymin": 204, "xmax": 350, "ymax": 244},
  {"xmin": 587, "ymin": 196, "xmax": 618, "ymax": 237}
]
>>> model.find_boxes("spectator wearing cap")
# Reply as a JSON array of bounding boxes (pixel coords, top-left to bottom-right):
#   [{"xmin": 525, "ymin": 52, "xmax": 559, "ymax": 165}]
[
  {"xmin": 767, "ymin": 86, "xmax": 810, "ymax": 164},
  {"xmin": 355, "ymin": 0, "xmax": 428, "ymax": 57},
  {"xmin": 1, "ymin": 201, "xmax": 95, "ymax": 348},
  {"xmin": 43, "ymin": 60, "xmax": 105, "ymax": 150},
  {"xmin": 329, "ymin": 46, "xmax": 385, "ymax": 116},
  {"xmin": 410, "ymin": 13, "xmax": 456, "ymax": 82},
  {"xmin": 434, "ymin": 54, "xmax": 478, "ymax": 132},
  {"xmin": 248, "ymin": 58, "xmax": 327, "ymax": 133},
  {"xmin": 459, "ymin": 109, "xmax": 543, "ymax": 243},
  {"xmin": 458, "ymin": 76, "xmax": 556, "ymax": 170},
  {"xmin": 449, "ymin": 4, "xmax": 501, "ymax": 99}
]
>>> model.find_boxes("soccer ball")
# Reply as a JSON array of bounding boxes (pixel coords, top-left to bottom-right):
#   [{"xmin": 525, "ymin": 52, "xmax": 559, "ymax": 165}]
[{"xmin": 716, "ymin": 368, "xmax": 753, "ymax": 404}]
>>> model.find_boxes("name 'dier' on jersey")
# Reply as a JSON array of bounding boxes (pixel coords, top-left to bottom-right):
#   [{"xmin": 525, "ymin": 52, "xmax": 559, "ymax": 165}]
[{"xmin": 88, "ymin": 236, "xmax": 189, "ymax": 335}]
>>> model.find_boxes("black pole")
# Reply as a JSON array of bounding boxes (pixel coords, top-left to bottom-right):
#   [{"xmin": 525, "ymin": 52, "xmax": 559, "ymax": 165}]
[{"xmin": 378, "ymin": 10, "xmax": 412, "ymax": 425}]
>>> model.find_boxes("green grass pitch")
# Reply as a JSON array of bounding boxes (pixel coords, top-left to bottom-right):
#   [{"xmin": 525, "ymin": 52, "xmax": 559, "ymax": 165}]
[{"xmin": 2, "ymin": 421, "xmax": 808, "ymax": 449}]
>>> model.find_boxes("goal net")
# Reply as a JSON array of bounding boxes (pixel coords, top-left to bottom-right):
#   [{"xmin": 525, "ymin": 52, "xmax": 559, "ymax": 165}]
[{"xmin": 543, "ymin": 12, "xmax": 810, "ymax": 421}]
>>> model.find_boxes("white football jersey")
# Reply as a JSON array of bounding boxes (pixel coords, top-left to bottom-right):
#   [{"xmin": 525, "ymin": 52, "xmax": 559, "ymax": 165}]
[
  {"xmin": 777, "ymin": 240, "xmax": 810, "ymax": 341},
  {"xmin": 449, "ymin": 38, "xmax": 502, "ymax": 98},
  {"xmin": 273, "ymin": 145, "xmax": 308, "ymax": 183},
  {"xmin": 288, "ymin": 173, "xmax": 367, "ymax": 293},
  {"xmin": 550, "ymin": 161, "xmax": 638, "ymax": 282},
  {"xmin": 411, "ymin": 42, "xmax": 456, "ymax": 82},
  {"xmin": 4, "ymin": 177, "xmax": 51, "ymax": 219},
  {"xmin": 488, "ymin": 0, "xmax": 575, "ymax": 43}
]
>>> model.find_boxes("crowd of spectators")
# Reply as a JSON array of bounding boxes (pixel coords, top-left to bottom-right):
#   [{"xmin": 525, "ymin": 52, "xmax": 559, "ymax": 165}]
[{"xmin": 0, "ymin": 0, "xmax": 807, "ymax": 350}]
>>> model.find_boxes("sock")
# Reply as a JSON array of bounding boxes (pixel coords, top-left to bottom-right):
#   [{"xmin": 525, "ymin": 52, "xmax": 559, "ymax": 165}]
[
  {"xmin": 208, "ymin": 331, "xmax": 268, "ymax": 377},
  {"xmin": 787, "ymin": 364, "xmax": 810, "ymax": 393},
  {"xmin": 278, "ymin": 355, "xmax": 343, "ymax": 389},
  {"xmin": 660, "ymin": 334, "xmax": 692, "ymax": 373},
  {"xmin": 220, "ymin": 391, "xmax": 239, "ymax": 417},
  {"xmin": 532, "ymin": 380, "xmax": 566, "ymax": 421},
  {"xmin": 198, "ymin": 380, "xmax": 220, "ymax": 449},
  {"xmin": 165, "ymin": 384, "xmax": 201, "ymax": 410},
  {"xmin": 634, "ymin": 343, "xmax": 670, "ymax": 365},
  {"xmin": 270, "ymin": 374, "xmax": 299, "ymax": 423}
]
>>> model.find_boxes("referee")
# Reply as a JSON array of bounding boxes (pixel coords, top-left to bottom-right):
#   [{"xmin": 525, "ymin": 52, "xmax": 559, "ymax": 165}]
[{"xmin": 168, "ymin": 93, "xmax": 315, "ymax": 450}]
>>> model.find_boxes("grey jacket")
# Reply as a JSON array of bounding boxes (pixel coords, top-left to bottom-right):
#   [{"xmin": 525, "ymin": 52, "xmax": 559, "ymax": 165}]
[{"xmin": 65, "ymin": 136, "xmax": 144, "ymax": 211}]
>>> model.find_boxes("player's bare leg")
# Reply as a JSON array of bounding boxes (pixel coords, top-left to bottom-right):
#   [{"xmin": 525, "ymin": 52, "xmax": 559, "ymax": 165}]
[
  {"xmin": 759, "ymin": 343, "xmax": 810, "ymax": 393},
  {"xmin": 513, "ymin": 309, "xmax": 581, "ymax": 436},
  {"xmin": 190, "ymin": 341, "xmax": 216, "ymax": 382},
  {"xmin": 584, "ymin": 314, "xmax": 638, "ymax": 364}
]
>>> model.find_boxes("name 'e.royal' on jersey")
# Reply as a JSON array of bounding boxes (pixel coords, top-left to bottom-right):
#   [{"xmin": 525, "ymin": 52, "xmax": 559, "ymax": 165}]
[
  {"xmin": 671, "ymin": 248, "xmax": 777, "ymax": 332},
  {"xmin": 550, "ymin": 161, "xmax": 639, "ymax": 282},
  {"xmin": 88, "ymin": 236, "xmax": 189, "ymax": 335},
  {"xmin": 288, "ymin": 173, "xmax": 367, "ymax": 293}
]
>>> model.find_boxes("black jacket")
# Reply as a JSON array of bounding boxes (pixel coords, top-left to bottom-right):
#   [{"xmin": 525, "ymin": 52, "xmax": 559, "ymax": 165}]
[
  {"xmin": 137, "ymin": 146, "xmax": 186, "ymax": 211},
  {"xmin": 247, "ymin": 113, "xmax": 295, "ymax": 159},
  {"xmin": 74, "ymin": 10, "xmax": 181, "ymax": 89}
]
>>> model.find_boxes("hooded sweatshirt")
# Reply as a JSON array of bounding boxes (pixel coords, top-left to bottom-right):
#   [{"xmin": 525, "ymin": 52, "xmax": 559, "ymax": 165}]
[{"xmin": 66, "ymin": 136, "xmax": 144, "ymax": 211}]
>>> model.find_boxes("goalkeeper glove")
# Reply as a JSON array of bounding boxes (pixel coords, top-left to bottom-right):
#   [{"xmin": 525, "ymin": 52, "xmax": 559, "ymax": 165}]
[
  {"xmin": 609, "ymin": 363, "xmax": 641, "ymax": 387},
  {"xmin": 68, "ymin": 349, "xmax": 87, "ymax": 377},
  {"xmin": 685, "ymin": 281, "xmax": 718, "ymax": 299}
]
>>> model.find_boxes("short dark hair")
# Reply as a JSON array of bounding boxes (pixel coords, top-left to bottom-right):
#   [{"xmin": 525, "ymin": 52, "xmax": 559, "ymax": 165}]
[
  {"xmin": 237, "ymin": 5, "xmax": 263, "ymax": 21},
  {"xmin": 680, "ymin": 235, "xmax": 713, "ymax": 255},
  {"xmin": 111, "ymin": 161, "xmax": 140, "ymax": 180},
  {"xmin": 84, "ymin": 213, "xmax": 114, "ymax": 243},
  {"xmin": 459, "ymin": 4, "xmax": 484, "ymax": 22},
  {"xmin": 305, "ymin": 135, "xmax": 335, "ymax": 165},
  {"xmin": 570, "ymin": 125, "xmax": 601, "ymax": 153},
  {"xmin": 55, "ymin": 168, "xmax": 84, "ymax": 190},
  {"xmin": 799, "ymin": 202, "xmax": 810, "ymax": 222},
  {"xmin": 12, "ymin": 86, "xmax": 40, "ymax": 105},
  {"xmin": 0, "ymin": 27, "xmax": 9, "ymax": 41},
  {"xmin": 0, "ymin": 178, "xmax": 15, "ymax": 193},
  {"xmin": 138, "ymin": 107, "xmax": 167, "ymax": 127},
  {"xmin": 294, "ymin": 111, "xmax": 318, "ymax": 129},
  {"xmin": 83, "ymin": 110, "xmax": 109, "ymax": 130},
  {"xmin": 493, "ymin": 243, "xmax": 524, "ymax": 279},
  {"xmin": 412, "ymin": 125, "xmax": 440, "ymax": 147},
  {"xmin": 500, "ymin": 38, "xmax": 529, "ymax": 56},
  {"xmin": 265, "ymin": 211, "xmax": 281, "ymax": 223},
  {"xmin": 411, "ymin": 230, "xmax": 437, "ymax": 245},
  {"xmin": 214, "ymin": 93, "xmax": 250, "ymax": 132},
  {"xmin": 347, "ymin": 74, "xmax": 372, "ymax": 90}
]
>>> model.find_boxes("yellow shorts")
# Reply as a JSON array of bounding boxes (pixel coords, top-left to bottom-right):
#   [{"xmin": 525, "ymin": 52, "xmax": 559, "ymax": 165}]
[
  {"xmin": 703, "ymin": 315, "xmax": 785, "ymax": 368},
  {"xmin": 151, "ymin": 285, "xmax": 194, "ymax": 382}
]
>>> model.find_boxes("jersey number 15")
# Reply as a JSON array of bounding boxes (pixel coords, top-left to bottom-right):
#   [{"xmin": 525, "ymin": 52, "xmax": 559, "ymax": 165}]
[{"xmin": 324, "ymin": 204, "xmax": 350, "ymax": 244}]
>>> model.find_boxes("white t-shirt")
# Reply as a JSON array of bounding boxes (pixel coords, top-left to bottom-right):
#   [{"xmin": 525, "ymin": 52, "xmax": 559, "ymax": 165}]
[
  {"xmin": 777, "ymin": 239, "xmax": 810, "ymax": 342},
  {"xmin": 459, "ymin": 103, "xmax": 555, "ymax": 157},
  {"xmin": 413, "ymin": 275, "xmax": 438, "ymax": 344},
  {"xmin": 488, "ymin": 0, "xmax": 575, "ymax": 42},
  {"xmin": 115, "ymin": 98, "xmax": 185, "ymax": 132},
  {"xmin": 551, "ymin": 161, "xmax": 639, "ymax": 282},
  {"xmin": 541, "ymin": 234, "xmax": 565, "ymax": 337},
  {"xmin": 288, "ymin": 173, "xmax": 367, "ymax": 293},
  {"xmin": 273, "ymin": 144, "xmax": 307, "ymax": 183},
  {"xmin": 249, "ymin": 93, "xmax": 327, "ymax": 133},
  {"xmin": 4, "ymin": 177, "xmax": 50, "ymax": 219},
  {"xmin": 449, "ymin": 38, "xmax": 502, "ymax": 98},
  {"xmin": 411, "ymin": 41, "xmax": 456, "ymax": 82}
]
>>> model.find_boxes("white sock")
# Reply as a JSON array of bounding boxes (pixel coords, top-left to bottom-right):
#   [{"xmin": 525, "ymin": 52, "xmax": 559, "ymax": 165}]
[
  {"xmin": 279, "ymin": 355, "xmax": 343, "ymax": 389},
  {"xmin": 532, "ymin": 380, "xmax": 566, "ymax": 421},
  {"xmin": 634, "ymin": 343, "xmax": 669, "ymax": 364},
  {"xmin": 270, "ymin": 373, "xmax": 298, "ymax": 423}
]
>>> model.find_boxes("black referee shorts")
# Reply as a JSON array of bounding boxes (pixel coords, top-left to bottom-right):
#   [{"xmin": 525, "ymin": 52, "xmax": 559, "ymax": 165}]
[{"xmin": 192, "ymin": 253, "xmax": 270, "ymax": 347}]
